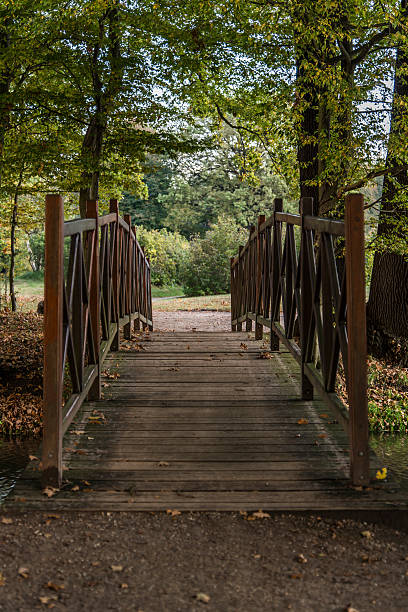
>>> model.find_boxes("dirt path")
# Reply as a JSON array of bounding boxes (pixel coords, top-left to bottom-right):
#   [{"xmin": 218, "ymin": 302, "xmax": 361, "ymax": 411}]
[
  {"xmin": 0, "ymin": 511, "xmax": 407, "ymax": 611},
  {"xmin": 152, "ymin": 310, "xmax": 231, "ymax": 332}
]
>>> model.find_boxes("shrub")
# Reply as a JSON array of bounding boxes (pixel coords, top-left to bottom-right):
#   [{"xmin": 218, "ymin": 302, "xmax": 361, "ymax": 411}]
[
  {"xmin": 135, "ymin": 226, "xmax": 189, "ymax": 287},
  {"xmin": 181, "ymin": 215, "xmax": 247, "ymax": 296}
]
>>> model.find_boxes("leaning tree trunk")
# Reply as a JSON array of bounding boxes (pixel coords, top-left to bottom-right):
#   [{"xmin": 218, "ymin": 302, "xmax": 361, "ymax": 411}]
[
  {"xmin": 367, "ymin": 1, "xmax": 408, "ymax": 361},
  {"xmin": 9, "ymin": 196, "xmax": 17, "ymax": 311}
]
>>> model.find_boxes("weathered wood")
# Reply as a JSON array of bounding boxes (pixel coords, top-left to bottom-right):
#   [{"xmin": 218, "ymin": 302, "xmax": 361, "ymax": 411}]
[
  {"xmin": 42, "ymin": 194, "xmax": 64, "ymax": 488},
  {"xmin": 345, "ymin": 193, "xmax": 369, "ymax": 485},
  {"xmin": 86, "ymin": 200, "xmax": 100, "ymax": 401}
]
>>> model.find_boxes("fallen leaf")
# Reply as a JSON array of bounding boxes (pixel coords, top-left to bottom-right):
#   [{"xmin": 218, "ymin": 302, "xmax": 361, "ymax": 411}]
[
  {"xmin": 296, "ymin": 553, "xmax": 307, "ymax": 564},
  {"xmin": 289, "ymin": 574, "xmax": 302, "ymax": 579},
  {"xmin": 45, "ymin": 581, "xmax": 65, "ymax": 591},
  {"xmin": 121, "ymin": 583, "xmax": 129, "ymax": 589},
  {"xmin": 297, "ymin": 418, "xmax": 308, "ymax": 425},
  {"xmin": 111, "ymin": 565, "xmax": 123, "ymax": 572},
  {"xmin": 158, "ymin": 461, "xmax": 169, "ymax": 467},
  {"xmin": 259, "ymin": 352, "xmax": 273, "ymax": 359},
  {"xmin": 319, "ymin": 414, "xmax": 329, "ymax": 419},
  {"xmin": 42, "ymin": 487, "xmax": 58, "ymax": 498},
  {"xmin": 195, "ymin": 592, "xmax": 210, "ymax": 604},
  {"xmin": 39, "ymin": 595, "xmax": 58, "ymax": 604},
  {"xmin": 166, "ymin": 509, "xmax": 181, "ymax": 516},
  {"xmin": 71, "ymin": 485, "xmax": 80, "ymax": 492},
  {"xmin": 247, "ymin": 510, "xmax": 270, "ymax": 520},
  {"xmin": 346, "ymin": 607, "xmax": 360, "ymax": 612},
  {"xmin": 1, "ymin": 517, "xmax": 13, "ymax": 524},
  {"xmin": 361, "ymin": 530, "xmax": 373, "ymax": 539},
  {"xmin": 240, "ymin": 343, "xmax": 248, "ymax": 350},
  {"xmin": 0, "ymin": 572, "xmax": 5, "ymax": 586},
  {"xmin": 18, "ymin": 567, "xmax": 29, "ymax": 579},
  {"xmin": 376, "ymin": 467, "xmax": 387, "ymax": 480},
  {"xmin": 29, "ymin": 455, "xmax": 39, "ymax": 461}
]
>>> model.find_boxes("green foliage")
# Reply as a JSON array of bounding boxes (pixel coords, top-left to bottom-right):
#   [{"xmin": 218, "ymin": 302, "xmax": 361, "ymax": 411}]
[
  {"xmin": 181, "ymin": 215, "xmax": 247, "ymax": 296},
  {"xmin": 135, "ymin": 226, "xmax": 189, "ymax": 287},
  {"xmin": 27, "ymin": 231, "xmax": 45, "ymax": 272}
]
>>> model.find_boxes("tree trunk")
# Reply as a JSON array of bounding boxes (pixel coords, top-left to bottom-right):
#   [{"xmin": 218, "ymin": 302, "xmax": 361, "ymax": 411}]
[
  {"xmin": 0, "ymin": 18, "xmax": 11, "ymax": 188},
  {"xmin": 367, "ymin": 0, "xmax": 408, "ymax": 358},
  {"xmin": 9, "ymin": 197, "xmax": 17, "ymax": 312}
]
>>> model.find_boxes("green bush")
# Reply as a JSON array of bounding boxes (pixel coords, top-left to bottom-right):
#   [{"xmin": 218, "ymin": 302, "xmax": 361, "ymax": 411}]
[
  {"xmin": 181, "ymin": 215, "xmax": 247, "ymax": 296},
  {"xmin": 135, "ymin": 226, "xmax": 189, "ymax": 287}
]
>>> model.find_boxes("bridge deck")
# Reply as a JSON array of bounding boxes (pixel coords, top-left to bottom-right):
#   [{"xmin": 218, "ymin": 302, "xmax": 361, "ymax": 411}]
[{"xmin": 6, "ymin": 329, "xmax": 408, "ymax": 511}]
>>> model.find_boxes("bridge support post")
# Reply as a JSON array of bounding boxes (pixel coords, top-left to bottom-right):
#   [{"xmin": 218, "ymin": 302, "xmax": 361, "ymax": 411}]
[
  {"xmin": 345, "ymin": 193, "xmax": 370, "ymax": 486},
  {"xmin": 124, "ymin": 214, "xmax": 132, "ymax": 340},
  {"xmin": 300, "ymin": 197, "xmax": 315, "ymax": 400},
  {"xmin": 270, "ymin": 198, "xmax": 282, "ymax": 351},
  {"xmin": 86, "ymin": 200, "xmax": 101, "ymax": 401},
  {"xmin": 132, "ymin": 227, "xmax": 141, "ymax": 332},
  {"xmin": 110, "ymin": 199, "xmax": 120, "ymax": 351},
  {"xmin": 42, "ymin": 194, "xmax": 64, "ymax": 489},
  {"xmin": 255, "ymin": 215, "xmax": 265, "ymax": 340},
  {"xmin": 230, "ymin": 257, "xmax": 237, "ymax": 331}
]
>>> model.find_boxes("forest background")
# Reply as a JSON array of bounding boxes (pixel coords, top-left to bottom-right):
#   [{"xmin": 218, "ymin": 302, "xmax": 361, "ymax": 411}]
[{"xmin": 0, "ymin": 0, "xmax": 407, "ymax": 359}]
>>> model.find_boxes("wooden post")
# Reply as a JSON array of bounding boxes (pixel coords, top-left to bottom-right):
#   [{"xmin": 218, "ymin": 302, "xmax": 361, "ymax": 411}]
[
  {"xmin": 42, "ymin": 195, "xmax": 64, "ymax": 488},
  {"xmin": 300, "ymin": 197, "xmax": 314, "ymax": 400},
  {"xmin": 345, "ymin": 193, "xmax": 370, "ymax": 486},
  {"xmin": 110, "ymin": 199, "xmax": 120, "ymax": 351},
  {"xmin": 237, "ymin": 246, "xmax": 244, "ymax": 331},
  {"xmin": 230, "ymin": 256, "xmax": 237, "ymax": 331},
  {"xmin": 141, "ymin": 246, "xmax": 148, "ymax": 330},
  {"xmin": 133, "ymin": 227, "xmax": 140, "ymax": 332},
  {"xmin": 255, "ymin": 215, "xmax": 265, "ymax": 340},
  {"xmin": 124, "ymin": 214, "xmax": 132, "ymax": 340},
  {"xmin": 86, "ymin": 200, "xmax": 100, "ymax": 401},
  {"xmin": 147, "ymin": 257, "xmax": 153, "ymax": 331},
  {"xmin": 270, "ymin": 198, "xmax": 282, "ymax": 351}
]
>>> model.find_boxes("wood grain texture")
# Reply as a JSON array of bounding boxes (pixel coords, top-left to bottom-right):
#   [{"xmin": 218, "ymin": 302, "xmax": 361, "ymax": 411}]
[{"xmin": 8, "ymin": 330, "xmax": 401, "ymax": 512}]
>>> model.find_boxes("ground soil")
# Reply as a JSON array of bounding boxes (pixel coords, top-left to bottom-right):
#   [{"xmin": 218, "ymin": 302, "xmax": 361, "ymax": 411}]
[
  {"xmin": 0, "ymin": 512, "xmax": 407, "ymax": 611},
  {"xmin": 152, "ymin": 310, "xmax": 231, "ymax": 332}
]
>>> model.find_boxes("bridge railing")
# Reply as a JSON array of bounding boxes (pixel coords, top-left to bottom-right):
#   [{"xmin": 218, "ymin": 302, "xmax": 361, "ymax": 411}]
[
  {"xmin": 231, "ymin": 194, "xmax": 369, "ymax": 486},
  {"xmin": 42, "ymin": 194, "xmax": 153, "ymax": 487}
]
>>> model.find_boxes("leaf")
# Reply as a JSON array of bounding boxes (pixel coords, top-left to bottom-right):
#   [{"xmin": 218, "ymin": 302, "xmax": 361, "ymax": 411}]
[
  {"xmin": 295, "ymin": 553, "xmax": 307, "ymax": 564},
  {"xmin": 376, "ymin": 467, "xmax": 387, "ymax": 480},
  {"xmin": 195, "ymin": 592, "xmax": 210, "ymax": 604},
  {"xmin": 1, "ymin": 517, "xmax": 13, "ymax": 524},
  {"xmin": 111, "ymin": 565, "xmax": 123, "ymax": 572},
  {"xmin": 71, "ymin": 485, "xmax": 80, "ymax": 492},
  {"xmin": 259, "ymin": 352, "xmax": 273, "ymax": 359},
  {"xmin": 39, "ymin": 595, "xmax": 58, "ymax": 604},
  {"xmin": 166, "ymin": 509, "xmax": 181, "ymax": 516},
  {"xmin": 45, "ymin": 581, "xmax": 65, "ymax": 591},
  {"xmin": 297, "ymin": 418, "xmax": 308, "ymax": 425},
  {"xmin": 240, "ymin": 343, "xmax": 248, "ymax": 350},
  {"xmin": 360, "ymin": 530, "xmax": 373, "ymax": 539},
  {"xmin": 42, "ymin": 487, "xmax": 58, "ymax": 498},
  {"xmin": 29, "ymin": 455, "xmax": 39, "ymax": 461},
  {"xmin": 18, "ymin": 567, "xmax": 29, "ymax": 579},
  {"xmin": 247, "ymin": 510, "xmax": 270, "ymax": 520},
  {"xmin": 0, "ymin": 572, "xmax": 5, "ymax": 586},
  {"xmin": 158, "ymin": 461, "xmax": 169, "ymax": 467},
  {"xmin": 121, "ymin": 583, "xmax": 129, "ymax": 589}
]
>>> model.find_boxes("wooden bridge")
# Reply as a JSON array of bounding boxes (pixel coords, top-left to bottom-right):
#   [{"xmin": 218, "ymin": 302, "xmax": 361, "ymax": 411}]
[{"xmin": 5, "ymin": 194, "xmax": 408, "ymax": 512}]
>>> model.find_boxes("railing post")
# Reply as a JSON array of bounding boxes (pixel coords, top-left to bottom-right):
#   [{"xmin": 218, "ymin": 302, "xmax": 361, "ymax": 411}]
[
  {"xmin": 110, "ymin": 199, "xmax": 120, "ymax": 351},
  {"xmin": 270, "ymin": 198, "xmax": 282, "ymax": 351},
  {"xmin": 133, "ymin": 227, "xmax": 140, "ymax": 332},
  {"xmin": 141, "ymin": 246, "xmax": 148, "ymax": 330},
  {"xmin": 255, "ymin": 215, "xmax": 265, "ymax": 340},
  {"xmin": 230, "ymin": 256, "xmax": 236, "ymax": 331},
  {"xmin": 345, "ymin": 193, "xmax": 369, "ymax": 486},
  {"xmin": 247, "ymin": 226, "xmax": 255, "ymax": 332},
  {"xmin": 147, "ymin": 257, "xmax": 153, "ymax": 331},
  {"xmin": 86, "ymin": 200, "xmax": 100, "ymax": 401},
  {"xmin": 237, "ymin": 245, "xmax": 244, "ymax": 331},
  {"xmin": 124, "ymin": 214, "xmax": 132, "ymax": 340},
  {"xmin": 42, "ymin": 194, "xmax": 64, "ymax": 489},
  {"xmin": 300, "ymin": 197, "xmax": 315, "ymax": 400}
]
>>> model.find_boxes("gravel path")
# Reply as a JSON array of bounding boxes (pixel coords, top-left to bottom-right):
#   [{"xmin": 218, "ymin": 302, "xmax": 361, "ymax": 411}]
[
  {"xmin": 152, "ymin": 310, "xmax": 231, "ymax": 332},
  {"xmin": 0, "ymin": 512, "xmax": 407, "ymax": 611}
]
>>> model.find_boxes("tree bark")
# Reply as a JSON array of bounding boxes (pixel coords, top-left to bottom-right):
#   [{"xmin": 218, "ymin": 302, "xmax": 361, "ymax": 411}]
[
  {"xmin": 367, "ymin": 0, "xmax": 408, "ymax": 357},
  {"xmin": 0, "ymin": 17, "xmax": 11, "ymax": 188},
  {"xmin": 9, "ymin": 196, "xmax": 17, "ymax": 312}
]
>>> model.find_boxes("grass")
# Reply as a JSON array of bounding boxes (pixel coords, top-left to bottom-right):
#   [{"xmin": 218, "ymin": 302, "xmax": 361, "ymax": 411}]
[
  {"xmin": 151, "ymin": 285, "xmax": 183, "ymax": 298},
  {"xmin": 153, "ymin": 294, "xmax": 230, "ymax": 312}
]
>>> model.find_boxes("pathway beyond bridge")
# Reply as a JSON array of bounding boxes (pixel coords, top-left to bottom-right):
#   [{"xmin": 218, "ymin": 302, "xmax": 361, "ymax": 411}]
[{"xmin": 6, "ymin": 313, "xmax": 407, "ymax": 512}]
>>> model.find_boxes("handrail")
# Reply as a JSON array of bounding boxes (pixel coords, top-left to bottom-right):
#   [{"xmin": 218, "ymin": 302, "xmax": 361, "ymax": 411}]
[
  {"xmin": 230, "ymin": 194, "xmax": 369, "ymax": 486},
  {"xmin": 42, "ymin": 194, "xmax": 153, "ymax": 487}
]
